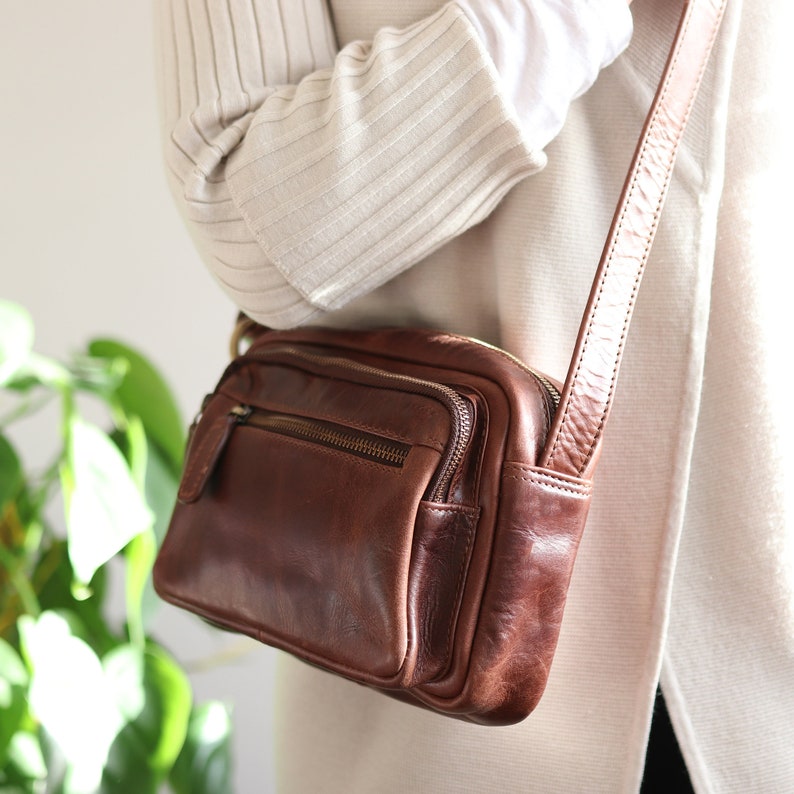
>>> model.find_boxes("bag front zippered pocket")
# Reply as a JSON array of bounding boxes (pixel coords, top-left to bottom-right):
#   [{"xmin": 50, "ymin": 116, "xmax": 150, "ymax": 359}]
[
  {"xmin": 178, "ymin": 350, "xmax": 475, "ymax": 505},
  {"xmin": 228, "ymin": 345, "xmax": 476, "ymax": 502}
]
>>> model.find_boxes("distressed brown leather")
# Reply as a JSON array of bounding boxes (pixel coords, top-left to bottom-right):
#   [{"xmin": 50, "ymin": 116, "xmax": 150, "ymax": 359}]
[
  {"xmin": 155, "ymin": 326, "xmax": 572, "ymax": 724},
  {"xmin": 153, "ymin": 0, "xmax": 726, "ymax": 726}
]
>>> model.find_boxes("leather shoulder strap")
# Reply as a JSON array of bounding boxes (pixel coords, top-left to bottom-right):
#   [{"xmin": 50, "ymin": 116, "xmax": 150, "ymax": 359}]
[{"xmin": 540, "ymin": 0, "xmax": 727, "ymax": 478}]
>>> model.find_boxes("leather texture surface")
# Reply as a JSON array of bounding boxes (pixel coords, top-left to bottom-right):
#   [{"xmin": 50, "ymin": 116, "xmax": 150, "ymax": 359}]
[{"xmin": 155, "ymin": 325, "xmax": 583, "ymax": 724}]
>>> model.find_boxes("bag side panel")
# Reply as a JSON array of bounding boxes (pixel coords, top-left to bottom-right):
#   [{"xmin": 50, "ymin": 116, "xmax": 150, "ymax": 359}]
[{"xmin": 416, "ymin": 464, "xmax": 592, "ymax": 725}]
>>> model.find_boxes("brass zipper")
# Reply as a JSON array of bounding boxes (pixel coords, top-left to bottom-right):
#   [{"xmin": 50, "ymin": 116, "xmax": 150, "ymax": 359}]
[
  {"xmin": 241, "ymin": 346, "xmax": 474, "ymax": 502},
  {"xmin": 457, "ymin": 335, "xmax": 561, "ymax": 412},
  {"xmin": 230, "ymin": 406, "xmax": 410, "ymax": 467}
]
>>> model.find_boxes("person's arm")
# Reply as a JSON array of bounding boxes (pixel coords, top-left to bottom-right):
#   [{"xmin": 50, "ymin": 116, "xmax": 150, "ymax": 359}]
[{"xmin": 156, "ymin": 1, "xmax": 631, "ymax": 328}]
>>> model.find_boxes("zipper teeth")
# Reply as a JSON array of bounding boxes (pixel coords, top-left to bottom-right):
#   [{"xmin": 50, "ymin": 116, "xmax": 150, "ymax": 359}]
[
  {"xmin": 245, "ymin": 411, "xmax": 409, "ymax": 466},
  {"xmin": 532, "ymin": 372, "xmax": 561, "ymax": 410},
  {"xmin": 430, "ymin": 401, "xmax": 471, "ymax": 503},
  {"xmin": 459, "ymin": 335, "xmax": 561, "ymax": 410},
  {"xmin": 246, "ymin": 346, "xmax": 472, "ymax": 502}
]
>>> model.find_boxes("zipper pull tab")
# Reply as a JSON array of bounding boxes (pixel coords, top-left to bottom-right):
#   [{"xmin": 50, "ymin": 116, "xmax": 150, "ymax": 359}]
[
  {"xmin": 229, "ymin": 405, "xmax": 252, "ymax": 422},
  {"xmin": 177, "ymin": 397, "xmax": 247, "ymax": 504}
]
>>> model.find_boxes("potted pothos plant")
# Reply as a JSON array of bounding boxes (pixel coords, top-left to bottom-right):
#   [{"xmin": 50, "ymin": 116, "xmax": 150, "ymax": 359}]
[{"xmin": 0, "ymin": 300, "xmax": 232, "ymax": 793}]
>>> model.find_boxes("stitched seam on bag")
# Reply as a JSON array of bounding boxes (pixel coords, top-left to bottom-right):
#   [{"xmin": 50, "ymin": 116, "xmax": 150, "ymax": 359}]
[
  {"xmin": 546, "ymin": 5, "xmax": 710, "ymax": 477},
  {"xmin": 502, "ymin": 463, "xmax": 592, "ymax": 496},
  {"xmin": 181, "ymin": 419, "xmax": 229, "ymax": 496},
  {"xmin": 503, "ymin": 461, "xmax": 591, "ymax": 486},
  {"xmin": 502, "ymin": 473, "xmax": 590, "ymax": 497}
]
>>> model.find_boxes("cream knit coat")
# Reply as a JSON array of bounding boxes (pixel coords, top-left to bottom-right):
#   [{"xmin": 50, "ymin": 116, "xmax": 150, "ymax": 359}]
[{"xmin": 156, "ymin": 0, "xmax": 794, "ymax": 791}]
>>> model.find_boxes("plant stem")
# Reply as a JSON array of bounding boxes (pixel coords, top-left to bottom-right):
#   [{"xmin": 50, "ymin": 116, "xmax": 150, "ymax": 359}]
[
  {"xmin": 125, "ymin": 531, "xmax": 153, "ymax": 649},
  {"xmin": 0, "ymin": 542, "xmax": 41, "ymax": 619},
  {"xmin": 0, "ymin": 390, "xmax": 56, "ymax": 430},
  {"xmin": 28, "ymin": 457, "xmax": 63, "ymax": 520}
]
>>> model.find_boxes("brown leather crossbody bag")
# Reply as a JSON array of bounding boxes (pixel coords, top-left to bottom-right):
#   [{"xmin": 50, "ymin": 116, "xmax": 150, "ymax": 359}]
[{"xmin": 154, "ymin": 0, "xmax": 726, "ymax": 726}]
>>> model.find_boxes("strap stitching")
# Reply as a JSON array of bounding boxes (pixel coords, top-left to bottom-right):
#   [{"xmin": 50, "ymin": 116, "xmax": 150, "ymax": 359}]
[{"xmin": 546, "ymin": 2, "xmax": 721, "ymax": 476}]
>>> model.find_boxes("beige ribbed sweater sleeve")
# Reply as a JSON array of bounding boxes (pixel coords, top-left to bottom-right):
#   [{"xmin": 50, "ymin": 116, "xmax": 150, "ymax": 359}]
[{"xmin": 156, "ymin": 1, "xmax": 545, "ymax": 327}]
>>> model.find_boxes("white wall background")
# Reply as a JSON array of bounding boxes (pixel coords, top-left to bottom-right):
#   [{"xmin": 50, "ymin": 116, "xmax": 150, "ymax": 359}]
[{"xmin": 2, "ymin": 3, "xmax": 277, "ymax": 791}]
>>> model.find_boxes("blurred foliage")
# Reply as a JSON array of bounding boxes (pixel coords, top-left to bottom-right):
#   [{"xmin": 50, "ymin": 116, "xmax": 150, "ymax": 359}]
[{"xmin": 0, "ymin": 300, "xmax": 233, "ymax": 793}]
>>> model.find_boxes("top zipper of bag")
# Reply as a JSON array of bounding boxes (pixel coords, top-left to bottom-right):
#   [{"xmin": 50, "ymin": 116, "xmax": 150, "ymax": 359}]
[
  {"xmin": 242, "ymin": 346, "xmax": 473, "ymax": 503},
  {"xmin": 457, "ymin": 334, "xmax": 561, "ymax": 413}
]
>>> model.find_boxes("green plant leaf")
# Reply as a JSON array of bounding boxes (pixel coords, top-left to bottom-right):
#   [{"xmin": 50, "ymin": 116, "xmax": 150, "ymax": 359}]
[
  {"xmin": 1, "ymin": 730, "xmax": 47, "ymax": 791},
  {"xmin": 139, "ymin": 441, "xmax": 179, "ymax": 627},
  {"xmin": 61, "ymin": 417, "xmax": 153, "ymax": 587},
  {"xmin": 4, "ymin": 349, "xmax": 123, "ymax": 396},
  {"xmin": 0, "ymin": 434, "xmax": 22, "ymax": 512},
  {"xmin": 168, "ymin": 701, "xmax": 233, "ymax": 794},
  {"xmin": 0, "ymin": 301, "xmax": 34, "ymax": 388},
  {"xmin": 0, "ymin": 638, "xmax": 29, "ymax": 768},
  {"xmin": 0, "ymin": 635, "xmax": 27, "ymax": 690},
  {"xmin": 34, "ymin": 541, "xmax": 117, "ymax": 657},
  {"xmin": 18, "ymin": 612, "xmax": 125, "ymax": 794},
  {"xmin": 101, "ymin": 644, "xmax": 192, "ymax": 793},
  {"xmin": 4, "ymin": 351, "xmax": 72, "ymax": 394},
  {"xmin": 68, "ymin": 352, "xmax": 128, "ymax": 397},
  {"xmin": 87, "ymin": 340, "xmax": 185, "ymax": 478}
]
